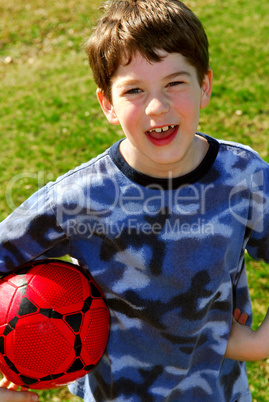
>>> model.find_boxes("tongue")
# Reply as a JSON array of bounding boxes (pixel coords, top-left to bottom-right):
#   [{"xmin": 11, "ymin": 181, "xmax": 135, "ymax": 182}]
[{"xmin": 148, "ymin": 126, "xmax": 175, "ymax": 139}]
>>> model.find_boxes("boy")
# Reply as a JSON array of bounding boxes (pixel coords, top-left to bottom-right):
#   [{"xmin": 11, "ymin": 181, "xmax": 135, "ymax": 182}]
[{"xmin": 0, "ymin": 0, "xmax": 269, "ymax": 401}]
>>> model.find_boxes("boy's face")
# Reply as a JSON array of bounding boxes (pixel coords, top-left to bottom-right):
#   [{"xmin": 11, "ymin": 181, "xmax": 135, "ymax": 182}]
[{"xmin": 97, "ymin": 52, "xmax": 213, "ymax": 178}]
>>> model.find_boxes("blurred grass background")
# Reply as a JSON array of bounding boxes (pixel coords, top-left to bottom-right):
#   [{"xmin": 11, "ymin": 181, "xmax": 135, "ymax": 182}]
[{"xmin": 0, "ymin": 0, "xmax": 268, "ymax": 400}]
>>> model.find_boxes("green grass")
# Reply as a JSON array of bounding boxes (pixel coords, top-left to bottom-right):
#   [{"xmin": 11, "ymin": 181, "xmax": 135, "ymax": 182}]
[{"xmin": 0, "ymin": 0, "xmax": 268, "ymax": 400}]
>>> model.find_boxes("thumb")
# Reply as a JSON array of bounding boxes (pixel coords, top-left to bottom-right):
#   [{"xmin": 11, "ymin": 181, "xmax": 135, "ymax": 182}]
[{"xmin": 0, "ymin": 388, "xmax": 39, "ymax": 402}]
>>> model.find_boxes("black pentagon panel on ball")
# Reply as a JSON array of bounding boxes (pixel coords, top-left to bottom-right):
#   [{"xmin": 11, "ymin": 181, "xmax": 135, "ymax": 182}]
[
  {"xmin": 3, "ymin": 324, "xmax": 13, "ymax": 337},
  {"xmin": 0, "ymin": 336, "xmax": 5, "ymax": 354},
  {"xmin": 64, "ymin": 312, "xmax": 83, "ymax": 333},
  {"xmin": 40, "ymin": 373, "xmax": 63, "ymax": 382},
  {"xmin": 82, "ymin": 296, "xmax": 93, "ymax": 313},
  {"xmin": 18, "ymin": 298, "xmax": 38, "ymax": 316},
  {"xmin": 84, "ymin": 363, "xmax": 95, "ymax": 372},
  {"xmin": 90, "ymin": 282, "xmax": 101, "ymax": 298},
  {"xmin": 4, "ymin": 356, "xmax": 20, "ymax": 374},
  {"xmin": 7, "ymin": 316, "xmax": 19, "ymax": 330},
  {"xmin": 39, "ymin": 308, "xmax": 63, "ymax": 319},
  {"xmin": 19, "ymin": 375, "xmax": 39, "ymax": 386},
  {"xmin": 74, "ymin": 334, "xmax": 82, "ymax": 356},
  {"xmin": 66, "ymin": 357, "xmax": 84, "ymax": 373}
]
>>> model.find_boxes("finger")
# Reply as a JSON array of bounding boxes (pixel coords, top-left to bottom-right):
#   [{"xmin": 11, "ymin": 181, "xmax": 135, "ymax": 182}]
[
  {"xmin": 238, "ymin": 312, "xmax": 248, "ymax": 325},
  {"xmin": 233, "ymin": 308, "xmax": 248, "ymax": 325},
  {"xmin": 233, "ymin": 308, "xmax": 241, "ymax": 321},
  {"xmin": 0, "ymin": 375, "xmax": 24, "ymax": 391},
  {"xmin": 8, "ymin": 382, "xmax": 20, "ymax": 391},
  {"xmin": 0, "ymin": 377, "xmax": 11, "ymax": 388},
  {"xmin": 0, "ymin": 387, "xmax": 39, "ymax": 401}
]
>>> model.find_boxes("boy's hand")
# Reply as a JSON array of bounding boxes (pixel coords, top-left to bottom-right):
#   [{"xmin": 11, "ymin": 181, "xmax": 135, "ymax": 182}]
[
  {"xmin": 225, "ymin": 308, "xmax": 269, "ymax": 361},
  {"xmin": 233, "ymin": 307, "xmax": 248, "ymax": 325},
  {"xmin": 0, "ymin": 377, "xmax": 39, "ymax": 402}
]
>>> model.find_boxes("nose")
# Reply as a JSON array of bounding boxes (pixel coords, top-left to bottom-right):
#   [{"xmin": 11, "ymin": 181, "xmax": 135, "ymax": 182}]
[{"xmin": 145, "ymin": 93, "xmax": 170, "ymax": 116}]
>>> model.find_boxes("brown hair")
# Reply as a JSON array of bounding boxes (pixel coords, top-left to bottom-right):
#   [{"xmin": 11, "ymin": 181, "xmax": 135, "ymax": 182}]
[{"xmin": 85, "ymin": 0, "xmax": 209, "ymax": 101}]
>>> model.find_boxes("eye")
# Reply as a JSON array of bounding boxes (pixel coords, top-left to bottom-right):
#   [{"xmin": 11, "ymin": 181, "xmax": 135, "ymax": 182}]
[
  {"xmin": 125, "ymin": 88, "xmax": 142, "ymax": 95},
  {"xmin": 167, "ymin": 81, "xmax": 185, "ymax": 88}
]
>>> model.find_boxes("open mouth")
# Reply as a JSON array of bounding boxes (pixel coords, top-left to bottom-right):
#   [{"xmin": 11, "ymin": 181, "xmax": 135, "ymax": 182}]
[{"xmin": 146, "ymin": 125, "xmax": 178, "ymax": 145}]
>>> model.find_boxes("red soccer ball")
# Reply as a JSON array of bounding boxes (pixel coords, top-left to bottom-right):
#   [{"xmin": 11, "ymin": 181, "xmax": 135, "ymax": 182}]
[{"xmin": 0, "ymin": 259, "xmax": 110, "ymax": 389}]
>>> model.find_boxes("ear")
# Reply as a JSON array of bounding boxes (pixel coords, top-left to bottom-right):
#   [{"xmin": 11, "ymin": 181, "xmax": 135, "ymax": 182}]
[
  {"xmin": 200, "ymin": 68, "xmax": 213, "ymax": 109},
  {"xmin": 96, "ymin": 89, "xmax": 120, "ymax": 125}
]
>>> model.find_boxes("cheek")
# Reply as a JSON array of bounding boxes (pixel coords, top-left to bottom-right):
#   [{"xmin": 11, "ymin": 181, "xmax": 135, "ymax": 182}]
[
  {"xmin": 176, "ymin": 94, "xmax": 201, "ymax": 116},
  {"xmin": 117, "ymin": 103, "xmax": 141, "ymax": 125}
]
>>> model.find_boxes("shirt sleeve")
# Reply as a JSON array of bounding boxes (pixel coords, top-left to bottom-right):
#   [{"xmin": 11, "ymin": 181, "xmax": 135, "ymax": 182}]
[
  {"xmin": 246, "ymin": 165, "xmax": 269, "ymax": 263},
  {"xmin": 0, "ymin": 183, "xmax": 69, "ymax": 273}
]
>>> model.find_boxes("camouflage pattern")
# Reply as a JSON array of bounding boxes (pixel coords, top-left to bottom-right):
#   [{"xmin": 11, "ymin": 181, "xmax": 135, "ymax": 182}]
[{"xmin": 0, "ymin": 133, "xmax": 268, "ymax": 401}]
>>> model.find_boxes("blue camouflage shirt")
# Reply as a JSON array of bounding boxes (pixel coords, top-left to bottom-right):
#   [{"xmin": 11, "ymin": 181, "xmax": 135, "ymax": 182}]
[{"xmin": 0, "ymin": 133, "xmax": 269, "ymax": 401}]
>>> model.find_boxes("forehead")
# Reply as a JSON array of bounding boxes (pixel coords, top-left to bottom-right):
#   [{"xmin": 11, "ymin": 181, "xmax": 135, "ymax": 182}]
[{"xmin": 111, "ymin": 52, "xmax": 197, "ymax": 86}]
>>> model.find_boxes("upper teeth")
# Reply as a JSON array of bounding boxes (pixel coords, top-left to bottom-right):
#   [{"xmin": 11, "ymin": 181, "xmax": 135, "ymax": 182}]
[{"xmin": 149, "ymin": 125, "xmax": 175, "ymax": 133}]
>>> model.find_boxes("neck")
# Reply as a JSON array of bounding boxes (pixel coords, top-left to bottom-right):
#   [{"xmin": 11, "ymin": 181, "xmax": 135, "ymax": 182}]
[{"xmin": 119, "ymin": 135, "xmax": 209, "ymax": 179}]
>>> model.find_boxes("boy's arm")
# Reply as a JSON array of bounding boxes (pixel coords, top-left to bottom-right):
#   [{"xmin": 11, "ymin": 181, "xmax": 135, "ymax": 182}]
[
  {"xmin": 0, "ymin": 183, "xmax": 68, "ymax": 274},
  {"xmin": 225, "ymin": 308, "xmax": 269, "ymax": 361},
  {"xmin": 0, "ymin": 377, "xmax": 39, "ymax": 401}
]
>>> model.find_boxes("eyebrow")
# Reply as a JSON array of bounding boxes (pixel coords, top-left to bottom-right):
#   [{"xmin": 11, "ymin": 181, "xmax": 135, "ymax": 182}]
[
  {"xmin": 165, "ymin": 71, "xmax": 192, "ymax": 80},
  {"xmin": 114, "ymin": 79, "xmax": 142, "ymax": 90},
  {"xmin": 114, "ymin": 71, "xmax": 192, "ymax": 89}
]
